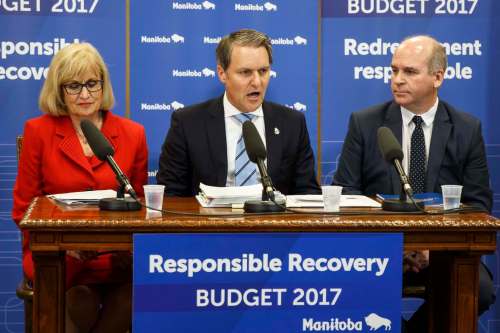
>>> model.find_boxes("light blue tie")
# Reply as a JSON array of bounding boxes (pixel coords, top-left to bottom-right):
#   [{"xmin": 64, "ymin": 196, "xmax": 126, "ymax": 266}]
[{"xmin": 233, "ymin": 113, "xmax": 258, "ymax": 186}]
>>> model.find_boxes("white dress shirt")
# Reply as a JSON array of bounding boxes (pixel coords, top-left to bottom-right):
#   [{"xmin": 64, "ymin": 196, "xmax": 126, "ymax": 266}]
[
  {"xmin": 400, "ymin": 98, "xmax": 439, "ymax": 174},
  {"xmin": 223, "ymin": 93, "xmax": 267, "ymax": 186}
]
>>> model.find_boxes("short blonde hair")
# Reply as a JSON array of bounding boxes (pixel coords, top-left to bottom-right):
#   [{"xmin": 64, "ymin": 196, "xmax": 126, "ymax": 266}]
[{"xmin": 39, "ymin": 42, "xmax": 115, "ymax": 116}]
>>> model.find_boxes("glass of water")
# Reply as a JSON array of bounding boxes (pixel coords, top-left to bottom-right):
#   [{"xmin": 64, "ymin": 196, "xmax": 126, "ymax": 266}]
[
  {"xmin": 322, "ymin": 186, "xmax": 343, "ymax": 212},
  {"xmin": 143, "ymin": 184, "xmax": 165, "ymax": 213},
  {"xmin": 441, "ymin": 185, "xmax": 463, "ymax": 210}
]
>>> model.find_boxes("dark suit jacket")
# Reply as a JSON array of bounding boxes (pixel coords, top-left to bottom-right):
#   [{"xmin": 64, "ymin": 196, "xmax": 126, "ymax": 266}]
[
  {"xmin": 157, "ymin": 96, "xmax": 320, "ymax": 196},
  {"xmin": 12, "ymin": 111, "xmax": 148, "ymax": 285},
  {"xmin": 333, "ymin": 100, "xmax": 492, "ymax": 212}
]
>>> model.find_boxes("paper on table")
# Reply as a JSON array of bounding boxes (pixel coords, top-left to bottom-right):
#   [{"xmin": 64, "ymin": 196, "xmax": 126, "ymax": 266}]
[
  {"xmin": 286, "ymin": 194, "xmax": 381, "ymax": 208},
  {"xmin": 197, "ymin": 183, "xmax": 285, "ymax": 208},
  {"xmin": 47, "ymin": 189, "xmax": 119, "ymax": 205},
  {"xmin": 199, "ymin": 183, "xmax": 262, "ymax": 198}
]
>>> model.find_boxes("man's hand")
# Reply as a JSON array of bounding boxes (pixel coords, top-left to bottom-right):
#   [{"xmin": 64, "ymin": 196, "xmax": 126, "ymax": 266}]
[{"xmin": 403, "ymin": 250, "xmax": 429, "ymax": 273}]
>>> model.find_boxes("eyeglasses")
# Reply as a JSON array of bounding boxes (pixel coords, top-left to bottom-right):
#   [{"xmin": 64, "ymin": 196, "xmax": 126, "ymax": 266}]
[{"xmin": 62, "ymin": 80, "xmax": 103, "ymax": 95}]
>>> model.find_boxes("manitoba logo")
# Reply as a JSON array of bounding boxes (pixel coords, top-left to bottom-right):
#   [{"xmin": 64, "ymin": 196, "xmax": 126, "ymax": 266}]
[
  {"xmin": 269, "ymin": 70, "xmax": 277, "ymax": 78},
  {"xmin": 172, "ymin": 1, "xmax": 215, "ymax": 10},
  {"xmin": 302, "ymin": 313, "xmax": 392, "ymax": 331},
  {"xmin": 302, "ymin": 317, "xmax": 362, "ymax": 331},
  {"xmin": 140, "ymin": 101, "xmax": 184, "ymax": 111},
  {"xmin": 364, "ymin": 313, "xmax": 391, "ymax": 331},
  {"xmin": 141, "ymin": 34, "xmax": 185, "ymax": 44},
  {"xmin": 234, "ymin": 1, "xmax": 277, "ymax": 11},
  {"xmin": 271, "ymin": 35, "xmax": 308, "ymax": 46},
  {"xmin": 172, "ymin": 68, "xmax": 216, "ymax": 78}
]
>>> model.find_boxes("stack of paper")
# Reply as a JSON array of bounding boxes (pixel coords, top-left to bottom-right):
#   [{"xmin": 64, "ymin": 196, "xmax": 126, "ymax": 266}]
[
  {"xmin": 47, "ymin": 189, "xmax": 119, "ymax": 205},
  {"xmin": 196, "ymin": 183, "xmax": 285, "ymax": 208},
  {"xmin": 285, "ymin": 195, "xmax": 381, "ymax": 208}
]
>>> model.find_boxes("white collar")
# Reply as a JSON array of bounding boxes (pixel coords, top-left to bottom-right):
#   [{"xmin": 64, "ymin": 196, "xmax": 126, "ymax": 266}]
[
  {"xmin": 401, "ymin": 98, "xmax": 439, "ymax": 127},
  {"xmin": 223, "ymin": 92, "xmax": 263, "ymax": 118}
]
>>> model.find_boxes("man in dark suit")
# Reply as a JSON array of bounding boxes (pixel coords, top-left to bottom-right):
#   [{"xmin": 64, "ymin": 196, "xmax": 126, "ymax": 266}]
[
  {"xmin": 333, "ymin": 35, "xmax": 494, "ymax": 332},
  {"xmin": 157, "ymin": 29, "xmax": 320, "ymax": 196}
]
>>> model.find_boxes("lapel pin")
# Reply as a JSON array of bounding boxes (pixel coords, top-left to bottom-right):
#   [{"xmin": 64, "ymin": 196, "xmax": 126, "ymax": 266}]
[{"xmin": 274, "ymin": 127, "xmax": 280, "ymax": 135}]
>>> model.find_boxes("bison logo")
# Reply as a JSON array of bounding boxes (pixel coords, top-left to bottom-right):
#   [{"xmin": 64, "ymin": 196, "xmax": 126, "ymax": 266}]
[
  {"xmin": 293, "ymin": 102, "xmax": 307, "ymax": 111},
  {"xmin": 202, "ymin": 1, "xmax": 215, "ymax": 9},
  {"xmin": 171, "ymin": 34, "xmax": 185, "ymax": 43},
  {"xmin": 202, "ymin": 68, "xmax": 215, "ymax": 77},
  {"xmin": 264, "ymin": 2, "xmax": 277, "ymax": 11},
  {"xmin": 294, "ymin": 36, "xmax": 307, "ymax": 45},
  {"xmin": 170, "ymin": 101, "xmax": 184, "ymax": 110},
  {"xmin": 364, "ymin": 313, "xmax": 391, "ymax": 331}
]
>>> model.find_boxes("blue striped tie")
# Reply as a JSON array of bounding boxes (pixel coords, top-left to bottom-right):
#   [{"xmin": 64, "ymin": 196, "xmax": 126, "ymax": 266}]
[{"xmin": 233, "ymin": 113, "xmax": 258, "ymax": 186}]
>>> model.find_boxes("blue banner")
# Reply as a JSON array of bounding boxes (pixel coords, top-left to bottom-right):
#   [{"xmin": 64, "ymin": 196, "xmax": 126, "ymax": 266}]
[{"xmin": 133, "ymin": 233, "xmax": 402, "ymax": 332}]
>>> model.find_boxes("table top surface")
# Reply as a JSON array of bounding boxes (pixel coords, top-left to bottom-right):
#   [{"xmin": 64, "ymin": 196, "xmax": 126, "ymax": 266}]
[{"xmin": 19, "ymin": 196, "xmax": 500, "ymax": 232}]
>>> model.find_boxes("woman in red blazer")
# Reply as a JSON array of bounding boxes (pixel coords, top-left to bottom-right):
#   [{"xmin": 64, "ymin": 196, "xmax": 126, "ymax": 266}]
[{"xmin": 12, "ymin": 42, "xmax": 148, "ymax": 333}]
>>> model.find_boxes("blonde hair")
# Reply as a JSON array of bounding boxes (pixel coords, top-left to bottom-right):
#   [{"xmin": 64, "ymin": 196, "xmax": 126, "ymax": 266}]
[{"xmin": 39, "ymin": 42, "xmax": 115, "ymax": 116}]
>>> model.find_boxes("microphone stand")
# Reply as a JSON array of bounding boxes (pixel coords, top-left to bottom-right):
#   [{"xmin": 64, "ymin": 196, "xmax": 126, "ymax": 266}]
[
  {"xmin": 99, "ymin": 184, "xmax": 142, "ymax": 211},
  {"xmin": 243, "ymin": 166, "xmax": 285, "ymax": 213},
  {"xmin": 243, "ymin": 191, "xmax": 286, "ymax": 213},
  {"xmin": 381, "ymin": 182, "xmax": 425, "ymax": 212}
]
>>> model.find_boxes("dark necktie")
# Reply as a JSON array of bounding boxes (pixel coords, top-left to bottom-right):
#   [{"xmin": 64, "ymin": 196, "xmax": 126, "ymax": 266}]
[{"xmin": 409, "ymin": 115, "xmax": 426, "ymax": 193}]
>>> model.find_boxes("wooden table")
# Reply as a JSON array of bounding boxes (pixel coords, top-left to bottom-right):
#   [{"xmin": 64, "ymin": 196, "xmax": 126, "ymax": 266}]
[{"xmin": 20, "ymin": 196, "xmax": 500, "ymax": 333}]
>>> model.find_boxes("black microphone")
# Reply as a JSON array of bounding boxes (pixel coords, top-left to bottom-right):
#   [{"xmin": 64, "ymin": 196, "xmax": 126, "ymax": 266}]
[
  {"xmin": 80, "ymin": 119, "xmax": 141, "ymax": 211},
  {"xmin": 242, "ymin": 120, "xmax": 275, "ymax": 201},
  {"xmin": 377, "ymin": 126, "xmax": 424, "ymax": 212},
  {"xmin": 377, "ymin": 127, "xmax": 413, "ymax": 196},
  {"xmin": 240, "ymin": 120, "xmax": 284, "ymax": 213}
]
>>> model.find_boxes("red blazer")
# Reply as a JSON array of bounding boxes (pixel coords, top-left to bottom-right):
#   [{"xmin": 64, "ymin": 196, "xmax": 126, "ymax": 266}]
[{"xmin": 12, "ymin": 111, "xmax": 148, "ymax": 286}]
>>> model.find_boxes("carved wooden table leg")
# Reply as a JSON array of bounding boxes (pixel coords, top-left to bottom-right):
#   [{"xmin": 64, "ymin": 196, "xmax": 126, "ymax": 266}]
[
  {"xmin": 32, "ymin": 250, "xmax": 65, "ymax": 333},
  {"xmin": 428, "ymin": 252, "xmax": 480, "ymax": 333}
]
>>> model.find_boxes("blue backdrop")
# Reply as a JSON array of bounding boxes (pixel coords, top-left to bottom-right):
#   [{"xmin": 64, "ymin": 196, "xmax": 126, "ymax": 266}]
[{"xmin": 1, "ymin": 1, "xmax": 499, "ymax": 332}]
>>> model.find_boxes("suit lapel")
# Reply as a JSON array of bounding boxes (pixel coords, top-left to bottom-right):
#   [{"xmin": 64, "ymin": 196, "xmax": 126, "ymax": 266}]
[
  {"xmin": 426, "ymin": 103, "xmax": 451, "ymax": 192},
  {"xmin": 206, "ymin": 97, "xmax": 228, "ymax": 186},
  {"xmin": 262, "ymin": 102, "xmax": 282, "ymax": 179},
  {"xmin": 56, "ymin": 116, "xmax": 94, "ymax": 176},
  {"xmin": 383, "ymin": 103, "xmax": 404, "ymax": 194}
]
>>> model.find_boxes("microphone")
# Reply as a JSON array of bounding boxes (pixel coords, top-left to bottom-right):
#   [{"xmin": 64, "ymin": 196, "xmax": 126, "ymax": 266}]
[
  {"xmin": 80, "ymin": 119, "xmax": 141, "ymax": 211},
  {"xmin": 377, "ymin": 127, "xmax": 413, "ymax": 196},
  {"xmin": 242, "ymin": 121, "xmax": 275, "ymax": 201},
  {"xmin": 377, "ymin": 127, "xmax": 424, "ymax": 212},
  {"xmin": 240, "ymin": 120, "xmax": 284, "ymax": 213}
]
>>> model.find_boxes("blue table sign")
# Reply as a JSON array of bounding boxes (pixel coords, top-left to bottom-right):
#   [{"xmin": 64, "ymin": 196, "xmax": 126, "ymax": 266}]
[{"xmin": 133, "ymin": 233, "xmax": 402, "ymax": 332}]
